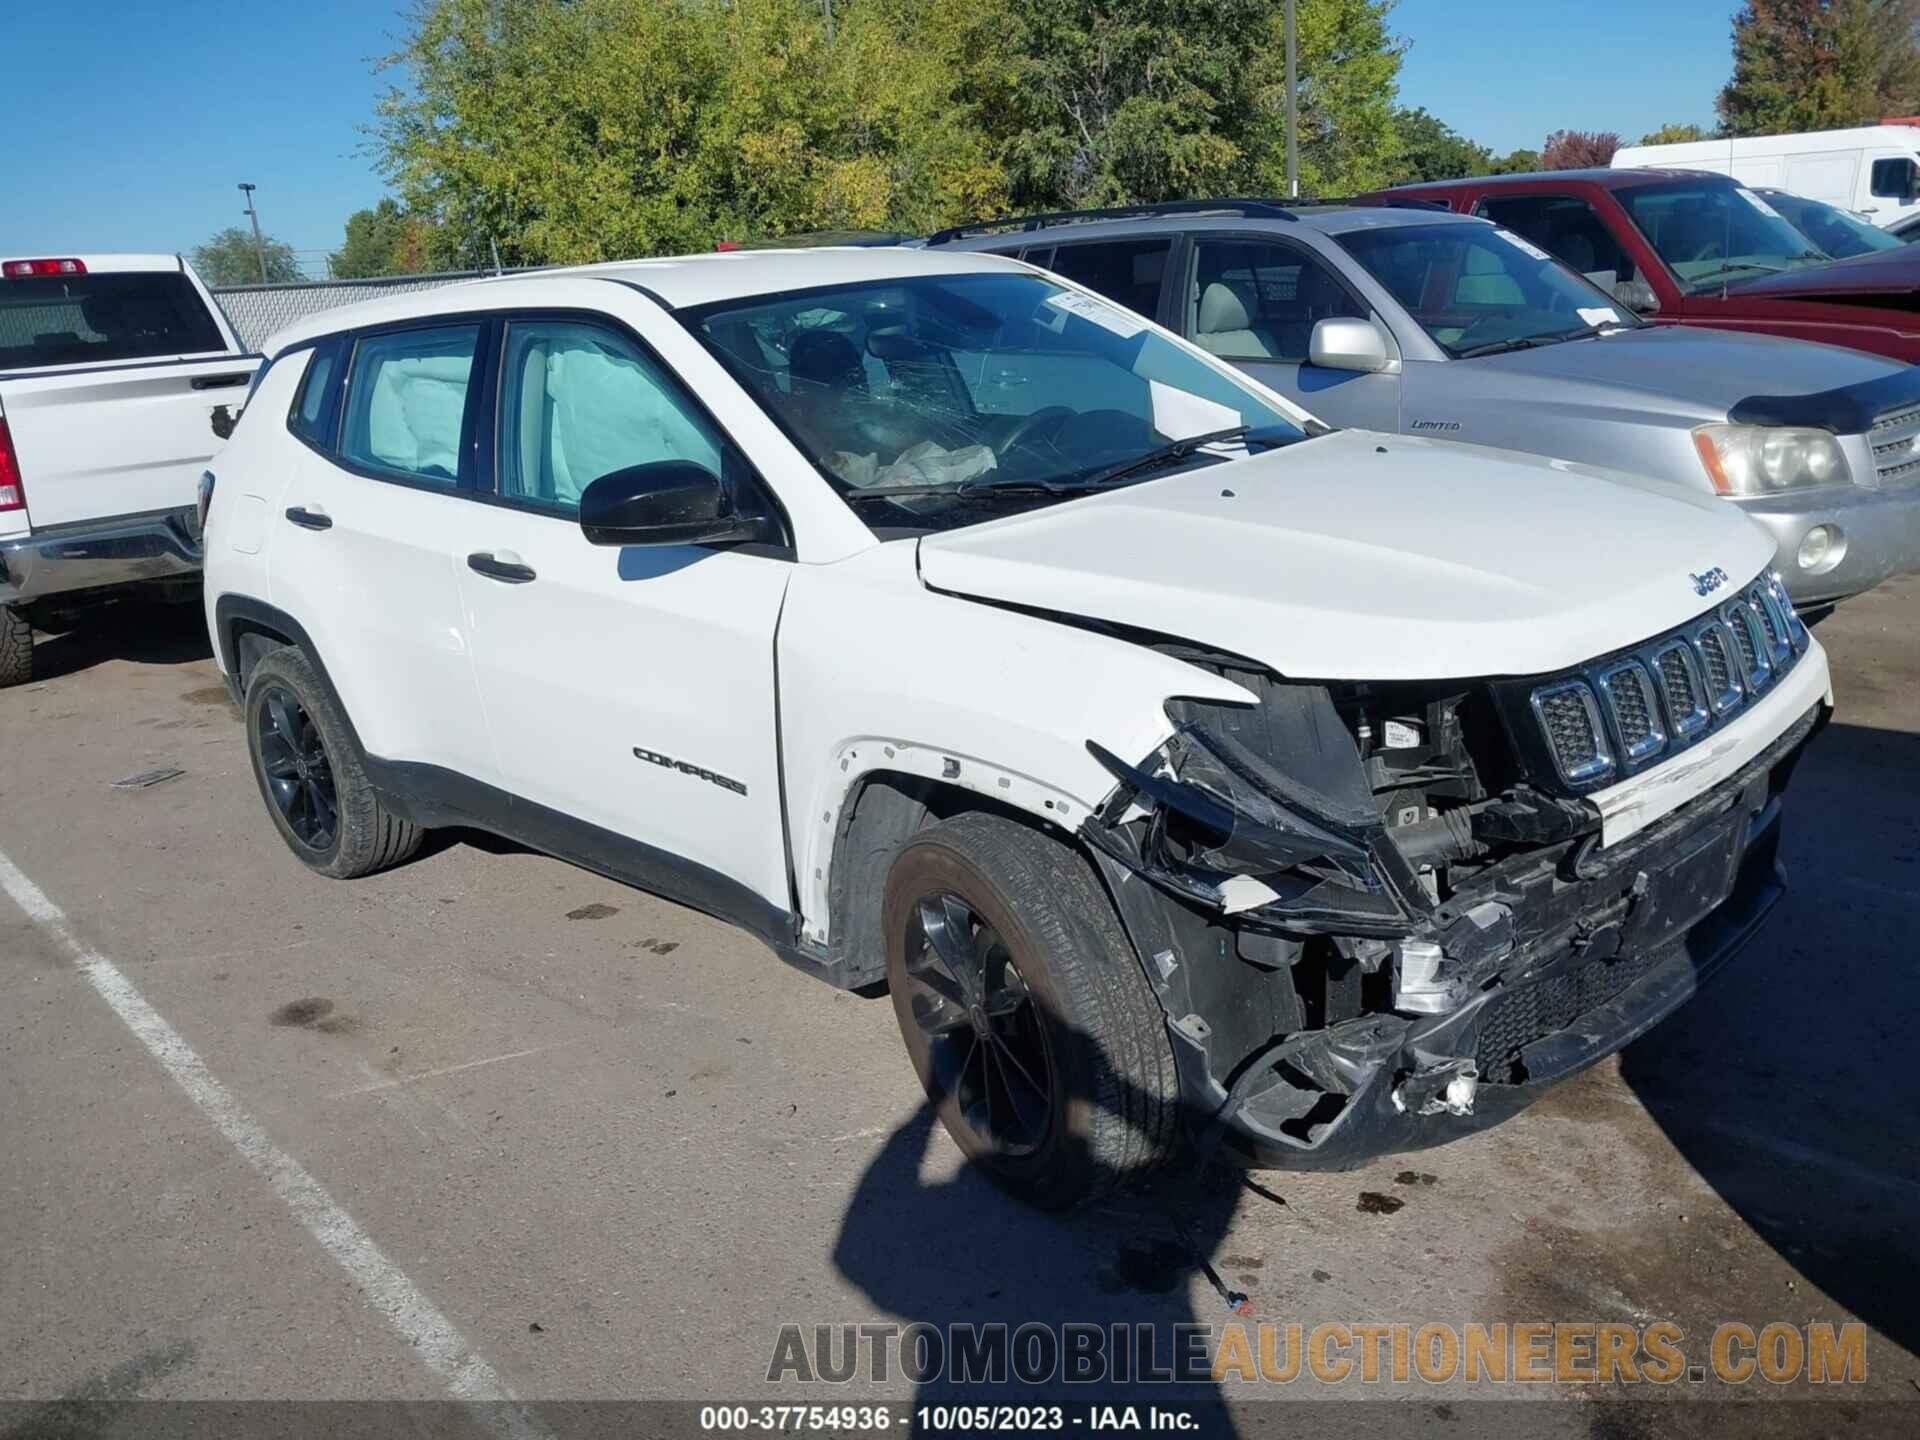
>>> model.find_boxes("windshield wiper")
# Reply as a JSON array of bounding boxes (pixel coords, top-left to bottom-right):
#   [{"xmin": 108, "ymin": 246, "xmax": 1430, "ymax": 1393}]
[
  {"xmin": 1685, "ymin": 261, "xmax": 1784, "ymax": 290},
  {"xmin": 837, "ymin": 424, "xmax": 1257, "ymax": 506},
  {"xmin": 1078, "ymin": 425, "xmax": 1251, "ymax": 489},
  {"xmin": 1454, "ymin": 327, "xmax": 1589, "ymax": 359}
]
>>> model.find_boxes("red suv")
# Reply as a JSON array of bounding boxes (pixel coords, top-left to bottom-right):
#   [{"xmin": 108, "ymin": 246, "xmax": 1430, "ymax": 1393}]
[{"xmin": 1366, "ymin": 168, "xmax": 1920, "ymax": 364}]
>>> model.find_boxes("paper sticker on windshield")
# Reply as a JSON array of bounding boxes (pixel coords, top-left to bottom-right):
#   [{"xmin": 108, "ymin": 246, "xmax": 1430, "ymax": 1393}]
[
  {"xmin": 1046, "ymin": 291, "xmax": 1146, "ymax": 338},
  {"xmin": 1498, "ymin": 229, "xmax": 1554, "ymax": 263},
  {"xmin": 1148, "ymin": 381, "xmax": 1242, "ymax": 443},
  {"xmin": 1736, "ymin": 187, "xmax": 1784, "ymax": 220},
  {"xmin": 1577, "ymin": 305, "xmax": 1622, "ymax": 327}
]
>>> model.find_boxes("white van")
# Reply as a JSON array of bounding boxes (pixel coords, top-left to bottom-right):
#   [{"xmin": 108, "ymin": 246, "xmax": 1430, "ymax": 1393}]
[{"xmin": 1613, "ymin": 125, "xmax": 1920, "ymax": 228}]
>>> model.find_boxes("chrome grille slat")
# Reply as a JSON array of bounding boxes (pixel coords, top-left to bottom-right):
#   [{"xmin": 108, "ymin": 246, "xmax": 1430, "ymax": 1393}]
[
  {"xmin": 1870, "ymin": 403, "xmax": 1920, "ymax": 486},
  {"xmin": 1597, "ymin": 661, "xmax": 1666, "ymax": 762},
  {"xmin": 1527, "ymin": 577, "xmax": 1805, "ymax": 791},
  {"xmin": 1653, "ymin": 640, "xmax": 1710, "ymax": 737}
]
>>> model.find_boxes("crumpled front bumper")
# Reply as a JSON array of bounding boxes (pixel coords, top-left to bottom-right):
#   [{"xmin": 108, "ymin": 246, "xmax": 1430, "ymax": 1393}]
[
  {"xmin": 0, "ymin": 507, "xmax": 201, "ymax": 605},
  {"xmin": 1180, "ymin": 701, "xmax": 1822, "ymax": 1171}
]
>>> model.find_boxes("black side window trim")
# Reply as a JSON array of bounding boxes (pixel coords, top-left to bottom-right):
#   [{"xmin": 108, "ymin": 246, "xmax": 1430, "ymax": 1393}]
[{"xmin": 290, "ymin": 304, "xmax": 795, "ymax": 557}]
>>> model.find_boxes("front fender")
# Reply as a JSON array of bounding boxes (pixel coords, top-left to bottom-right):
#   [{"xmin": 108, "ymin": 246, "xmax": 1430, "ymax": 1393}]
[{"xmin": 776, "ymin": 543, "xmax": 1250, "ymax": 945}]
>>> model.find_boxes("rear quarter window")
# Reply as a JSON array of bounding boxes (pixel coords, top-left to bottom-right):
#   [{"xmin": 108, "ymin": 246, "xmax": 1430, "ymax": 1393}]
[{"xmin": 0, "ymin": 272, "xmax": 225, "ymax": 369}]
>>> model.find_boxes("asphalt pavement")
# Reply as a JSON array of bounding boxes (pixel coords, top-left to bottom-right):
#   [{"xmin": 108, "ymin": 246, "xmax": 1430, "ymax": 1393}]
[{"xmin": 2, "ymin": 576, "xmax": 1917, "ymax": 1437}]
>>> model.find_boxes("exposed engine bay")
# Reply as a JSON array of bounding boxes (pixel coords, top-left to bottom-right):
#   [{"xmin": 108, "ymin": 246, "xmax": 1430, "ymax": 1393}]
[{"xmin": 1080, "ymin": 651, "xmax": 1822, "ymax": 1169}]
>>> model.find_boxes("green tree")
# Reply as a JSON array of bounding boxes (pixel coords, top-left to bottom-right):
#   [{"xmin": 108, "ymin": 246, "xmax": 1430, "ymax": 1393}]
[
  {"xmin": 1488, "ymin": 147, "xmax": 1541, "ymax": 174},
  {"xmin": 986, "ymin": 0, "xmax": 1403, "ymax": 208},
  {"xmin": 1281, "ymin": 0, "xmax": 1407, "ymax": 196},
  {"xmin": 1718, "ymin": 0, "xmax": 1920, "ymax": 136},
  {"xmin": 376, "ymin": 0, "xmax": 1007, "ymax": 265},
  {"xmin": 1386, "ymin": 107, "xmax": 1491, "ymax": 184},
  {"xmin": 1638, "ymin": 121, "xmax": 1714, "ymax": 145},
  {"xmin": 375, "ymin": 0, "xmax": 1409, "ymax": 261},
  {"xmin": 331, "ymin": 198, "xmax": 440, "ymax": 278},
  {"xmin": 192, "ymin": 226, "xmax": 300, "ymax": 286}
]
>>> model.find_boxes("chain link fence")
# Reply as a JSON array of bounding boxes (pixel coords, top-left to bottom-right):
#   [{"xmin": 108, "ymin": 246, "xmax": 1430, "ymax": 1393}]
[{"xmin": 212, "ymin": 269, "xmax": 528, "ymax": 350}]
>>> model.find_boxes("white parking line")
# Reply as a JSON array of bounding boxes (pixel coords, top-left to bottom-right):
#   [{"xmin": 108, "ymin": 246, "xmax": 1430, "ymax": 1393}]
[{"xmin": 0, "ymin": 847, "xmax": 554, "ymax": 1440}]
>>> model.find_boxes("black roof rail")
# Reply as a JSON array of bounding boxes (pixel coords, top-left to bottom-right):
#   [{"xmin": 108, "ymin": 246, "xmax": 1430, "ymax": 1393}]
[
  {"xmin": 925, "ymin": 198, "xmax": 1299, "ymax": 245},
  {"xmin": 1298, "ymin": 194, "xmax": 1453, "ymax": 212}
]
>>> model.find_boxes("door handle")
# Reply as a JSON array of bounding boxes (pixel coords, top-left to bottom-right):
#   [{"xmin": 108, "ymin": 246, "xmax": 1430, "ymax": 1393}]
[
  {"xmin": 285, "ymin": 506, "xmax": 332, "ymax": 531},
  {"xmin": 467, "ymin": 551, "xmax": 537, "ymax": 584},
  {"xmin": 192, "ymin": 372, "xmax": 254, "ymax": 391}
]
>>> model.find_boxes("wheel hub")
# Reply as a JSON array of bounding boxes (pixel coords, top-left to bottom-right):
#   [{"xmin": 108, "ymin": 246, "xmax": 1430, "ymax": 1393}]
[{"xmin": 901, "ymin": 890, "xmax": 1055, "ymax": 1158}]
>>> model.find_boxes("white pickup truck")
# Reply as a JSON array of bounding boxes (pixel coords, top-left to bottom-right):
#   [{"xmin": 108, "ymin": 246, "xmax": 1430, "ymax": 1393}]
[{"xmin": 0, "ymin": 254, "xmax": 259, "ymax": 686}]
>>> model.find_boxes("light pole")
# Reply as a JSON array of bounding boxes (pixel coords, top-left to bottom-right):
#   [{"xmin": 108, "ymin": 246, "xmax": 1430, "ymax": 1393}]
[
  {"xmin": 238, "ymin": 182, "xmax": 268, "ymax": 285},
  {"xmin": 1285, "ymin": 0, "xmax": 1298, "ymax": 199}
]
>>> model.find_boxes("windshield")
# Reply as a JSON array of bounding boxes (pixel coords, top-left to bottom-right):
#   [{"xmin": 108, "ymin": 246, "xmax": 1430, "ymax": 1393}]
[
  {"xmin": 1615, "ymin": 181, "xmax": 1831, "ymax": 290},
  {"xmin": 1761, "ymin": 191, "xmax": 1903, "ymax": 260},
  {"xmin": 1332, "ymin": 221, "xmax": 1639, "ymax": 358},
  {"xmin": 684, "ymin": 272, "xmax": 1308, "ymax": 532}
]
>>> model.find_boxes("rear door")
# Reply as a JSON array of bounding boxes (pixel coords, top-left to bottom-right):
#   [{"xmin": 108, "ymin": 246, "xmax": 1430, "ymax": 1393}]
[
  {"xmin": 1179, "ymin": 233, "xmax": 1400, "ymax": 430},
  {"xmin": 267, "ymin": 322, "xmax": 498, "ymax": 785},
  {"xmin": 0, "ymin": 265, "xmax": 255, "ymax": 527}
]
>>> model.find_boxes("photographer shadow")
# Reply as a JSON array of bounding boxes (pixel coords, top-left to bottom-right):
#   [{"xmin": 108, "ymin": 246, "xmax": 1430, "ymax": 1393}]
[
  {"xmin": 829, "ymin": 1065, "xmax": 1254, "ymax": 1435},
  {"xmin": 1619, "ymin": 719, "xmax": 1920, "ymax": 1361}
]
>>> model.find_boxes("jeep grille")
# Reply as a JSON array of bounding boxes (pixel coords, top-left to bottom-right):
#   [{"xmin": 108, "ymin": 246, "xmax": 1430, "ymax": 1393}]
[{"xmin": 1520, "ymin": 576, "xmax": 1807, "ymax": 793}]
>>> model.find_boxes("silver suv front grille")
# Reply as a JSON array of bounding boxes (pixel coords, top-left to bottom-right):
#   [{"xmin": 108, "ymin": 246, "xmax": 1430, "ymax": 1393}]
[
  {"xmin": 1869, "ymin": 403, "xmax": 1920, "ymax": 486},
  {"xmin": 1524, "ymin": 575, "xmax": 1808, "ymax": 790}
]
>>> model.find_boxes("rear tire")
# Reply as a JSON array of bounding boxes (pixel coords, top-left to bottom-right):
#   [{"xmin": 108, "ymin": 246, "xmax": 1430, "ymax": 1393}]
[
  {"xmin": 883, "ymin": 812, "xmax": 1179, "ymax": 1209},
  {"xmin": 243, "ymin": 647, "xmax": 423, "ymax": 879},
  {"xmin": 0, "ymin": 606, "xmax": 31, "ymax": 689}
]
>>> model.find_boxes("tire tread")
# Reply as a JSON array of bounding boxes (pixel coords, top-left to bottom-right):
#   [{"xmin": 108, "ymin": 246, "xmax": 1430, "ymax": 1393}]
[
  {"xmin": 0, "ymin": 607, "xmax": 31, "ymax": 689},
  {"xmin": 245, "ymin": 647, "xmax": 424, "ymax": 879}
]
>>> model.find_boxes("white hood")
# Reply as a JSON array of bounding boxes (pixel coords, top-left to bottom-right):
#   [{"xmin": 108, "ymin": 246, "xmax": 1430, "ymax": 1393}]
[{"xmin": 916, "ymin": 431, "xmax": 1775, "ymax": 681}]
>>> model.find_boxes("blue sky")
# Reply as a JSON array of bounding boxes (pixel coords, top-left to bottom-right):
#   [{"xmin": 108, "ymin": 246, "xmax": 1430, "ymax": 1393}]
[{"xmin": 0, "ymin": 2, "xmax": 1737, "ymax": 274}]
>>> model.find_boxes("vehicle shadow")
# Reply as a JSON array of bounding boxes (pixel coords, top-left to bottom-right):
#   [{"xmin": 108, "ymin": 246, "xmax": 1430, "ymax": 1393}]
[
  {"xmin": 830, "ymin": 1052, "xmax": 1258, "ymax": 1433},
  {"xmin": 22, "ymin": 597, "xmax": 212, "ymax": 683},
  {"xmin": 1619, "ymin": 719, "xmax": 1920, "ymax": 1360}
]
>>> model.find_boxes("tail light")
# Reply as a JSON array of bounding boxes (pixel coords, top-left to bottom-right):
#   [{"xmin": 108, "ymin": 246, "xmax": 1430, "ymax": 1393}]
[
  {"xmin": 0, "ymin": 419, "xmax": 24, "ymax": 512},
  {"xmin": 2, "ymin": 258, "xmax": 85, "ymax": 278},
  {"xmin": 196, "ymin": 469, "xmax": 216, "ymax": 537}
]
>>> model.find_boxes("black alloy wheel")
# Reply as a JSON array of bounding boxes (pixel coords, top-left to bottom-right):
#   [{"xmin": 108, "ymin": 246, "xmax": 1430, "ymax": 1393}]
[
  {"xmin": 899, "ymin": 890, "xmax": 1057, "ymax": 1158},
  {"xmin": 254, "ymin": 684, "xmax": 339, "ymax": 853}
]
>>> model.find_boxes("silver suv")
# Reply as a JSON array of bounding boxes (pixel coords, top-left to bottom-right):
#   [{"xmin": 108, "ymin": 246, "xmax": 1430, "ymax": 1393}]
[{"xmin": 927, "ymin": 200, "xmax": 1920, "ymax": 607}]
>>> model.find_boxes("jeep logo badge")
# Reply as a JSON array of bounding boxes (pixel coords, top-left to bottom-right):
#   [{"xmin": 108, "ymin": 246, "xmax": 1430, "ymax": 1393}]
[{"xmin": 1690, "ymin": 566, "xmax": 1729, "ymax": 596}]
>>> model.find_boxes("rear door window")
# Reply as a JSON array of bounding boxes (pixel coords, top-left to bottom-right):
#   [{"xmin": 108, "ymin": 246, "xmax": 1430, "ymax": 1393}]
[
  {"xmin": 1044, "ymin": 239, "xmax": 1174, "ymax": 318},
  {"xmin": 339, "ymin": 325, "xmax": 482, "ymax": 487},
  {"xmin": 1475, "ymin": 194, "xmax": 1637, "ymax": 289},
  {"xmin": 0, "ymin": 272, "xmax": 226, "ymax": 369}
]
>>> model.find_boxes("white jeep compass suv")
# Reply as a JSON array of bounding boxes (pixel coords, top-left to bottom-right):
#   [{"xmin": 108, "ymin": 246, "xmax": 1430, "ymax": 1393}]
[{"xmin": 202, "ymin": 248, "xmax": 1831, "ymax": 1207}]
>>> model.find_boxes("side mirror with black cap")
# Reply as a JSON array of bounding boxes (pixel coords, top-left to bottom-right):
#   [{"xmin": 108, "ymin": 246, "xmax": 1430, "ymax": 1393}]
[{"xmin": 578, "ymin": 460, "xmax": 771, "ymax": 548}]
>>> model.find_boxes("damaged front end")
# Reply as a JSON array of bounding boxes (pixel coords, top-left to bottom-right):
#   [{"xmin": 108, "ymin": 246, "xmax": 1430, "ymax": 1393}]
[{"xmin": 1082, "ymin": 655, "xmax": 1823, "ymax": 1170}]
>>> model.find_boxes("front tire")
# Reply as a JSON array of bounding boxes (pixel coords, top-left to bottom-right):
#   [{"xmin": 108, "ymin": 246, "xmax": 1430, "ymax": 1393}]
[
  {"xmin": 0, "ymin": 606, "xmax": 31, "ymax": 689},
  {"xmin": 883, "ymin": 812, "xmax": 1179, "ymax": 1209},
  {"xmin": 243, "ymin": 647, "xmax": 423, "ymax": 879}
]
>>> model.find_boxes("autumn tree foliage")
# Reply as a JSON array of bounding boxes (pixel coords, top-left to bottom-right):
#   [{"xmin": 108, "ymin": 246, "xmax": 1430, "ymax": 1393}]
[
  {"xmin": 1541, "ymin": 129, "xmax": 1621, "ymax": 169},
  {"xmin": 1718, "ymin": 0, "xmax": 1920, "ymax": 135}
]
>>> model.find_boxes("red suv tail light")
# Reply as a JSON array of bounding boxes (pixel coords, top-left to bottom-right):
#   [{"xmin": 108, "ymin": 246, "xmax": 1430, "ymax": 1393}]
[
  {"xmin": 0, "ymin": 420, "xmax": 24, "ymax": 512},
  {"xmin": 2, "ymin": 258, "xmax": 85, "ymax": 278}
]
